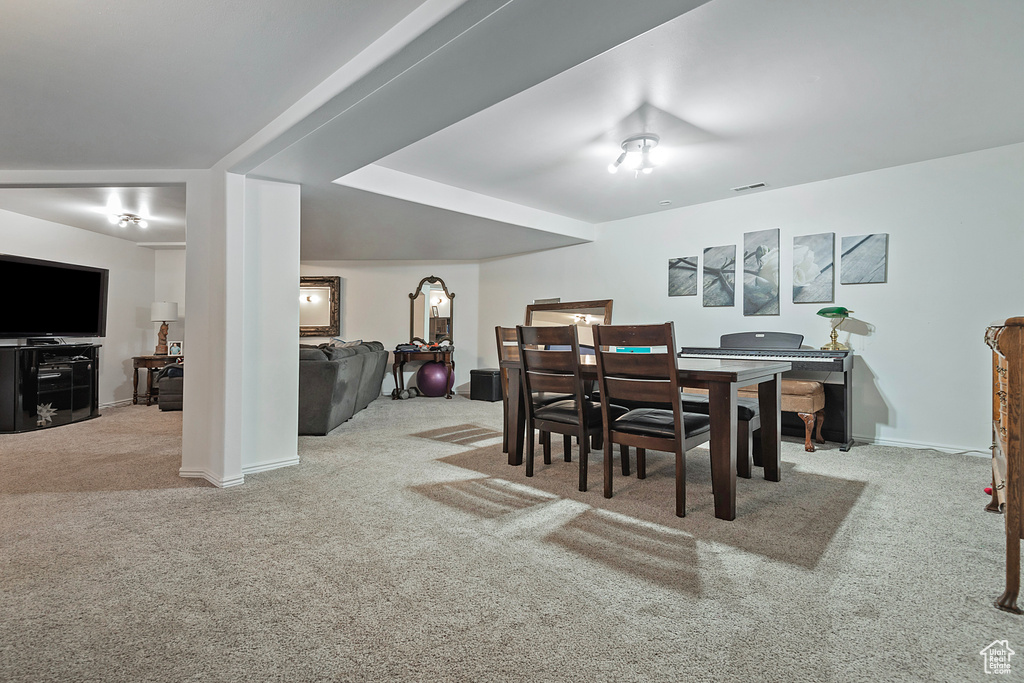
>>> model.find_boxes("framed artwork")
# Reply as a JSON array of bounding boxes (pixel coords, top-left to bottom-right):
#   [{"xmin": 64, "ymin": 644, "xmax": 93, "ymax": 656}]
[
  {"xmin": 793, "ymin": 233, "xmax": 835, "ymax": 303},
  {"xmin": 702, "ymin": 245, "xmax": 736, "ymax": 307},
  {"xmin": 742, "ymin": 228, "xmax": 780, "ymax": 316},
  {"xmin": 668, "ymin": 256, "xmax": 698, "ymax": 297},
  {"xmin": 841, "ymin": 234, "xmax": 889, "ymax": 284},
  {"xmin": 168, "ymin": 341, "xmax": 183, "ymax": 356},
  {"xmin": 300, "ymin": 275, "xmax": 341, "ymax": 337}
]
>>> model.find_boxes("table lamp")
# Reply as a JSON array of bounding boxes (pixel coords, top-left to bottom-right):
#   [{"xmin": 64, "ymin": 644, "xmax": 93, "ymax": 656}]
[
  {"xmin": 151, "ymin": 301, "xmax": 179, "ymax": 355},
  {"xmin": 817, "ymin": 306, "xmax": 853, "ymax": 350}
]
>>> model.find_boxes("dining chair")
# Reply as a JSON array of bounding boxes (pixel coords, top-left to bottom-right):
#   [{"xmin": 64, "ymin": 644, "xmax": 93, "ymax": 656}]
[
  {"xmin": 497, "ymin": 326, "xmax": 576, "ymax": 457},
  {"xmin": 495, "ymin": 326, "xmax": 519, "ymax": 454},
  {"xmin": 592, "ymin": 322, "xmax": 712, "ymax": 517},
  {"xmin": 517, "ymin": 325, "xmax": 624, "ymax": 491}
]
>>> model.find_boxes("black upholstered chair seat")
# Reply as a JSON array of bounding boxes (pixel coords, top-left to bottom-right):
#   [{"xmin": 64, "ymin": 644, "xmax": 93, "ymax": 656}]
[
  {"xmin": 680, "ymin": 392, "xmax": 760, "ymax": 422},
  {"xmin": 534, "ymin": 399, "xmax": 626, "ymax": 425},
  {"xmin": 611, "ymin": 408, "xmax": 711, "ymax": 439}
]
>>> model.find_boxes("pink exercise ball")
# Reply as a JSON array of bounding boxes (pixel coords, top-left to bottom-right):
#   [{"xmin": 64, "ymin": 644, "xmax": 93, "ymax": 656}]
[{"xmin": 416, "ymin": 361, "xmax": 453, "ymax": 397}]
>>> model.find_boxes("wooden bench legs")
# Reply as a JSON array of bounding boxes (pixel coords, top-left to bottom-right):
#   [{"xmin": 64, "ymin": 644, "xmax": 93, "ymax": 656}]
[{"xmin": 798, "ymin": 409, "xmax": 826, "ymax": 452}]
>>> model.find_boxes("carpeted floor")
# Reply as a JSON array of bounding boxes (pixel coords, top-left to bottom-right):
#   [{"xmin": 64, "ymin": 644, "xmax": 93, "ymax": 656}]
[{"xmin": 0, "ymin": 397, "xmax": 1019, "ymax": 682}]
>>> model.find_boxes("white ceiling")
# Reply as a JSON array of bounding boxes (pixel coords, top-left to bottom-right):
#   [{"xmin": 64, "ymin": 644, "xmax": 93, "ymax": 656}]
[
  {"xmin": 0, "ymin": 185, "xmax": 186, "ymax": 246},
  {"xmin": 0, "ymin": 0, "xmax": 427, "ymax": 169},
  {"xmin": 372, "ymin": 0, "xmax": 1024, "ymax": 223},
  {"xmin": 1, "ymin": 0, "xmax": 1023, "ymax": 258}
]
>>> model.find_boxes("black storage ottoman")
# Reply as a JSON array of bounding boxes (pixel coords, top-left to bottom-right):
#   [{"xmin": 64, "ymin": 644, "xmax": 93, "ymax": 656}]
[{"xmin": 470, "ymin": 368, "xmax": 502, "ymax": 402}]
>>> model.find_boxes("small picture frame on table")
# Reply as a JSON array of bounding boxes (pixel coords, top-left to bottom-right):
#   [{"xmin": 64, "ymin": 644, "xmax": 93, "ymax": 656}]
[{"xmin": 168, "ymin": 341, "xmax": 183, "ymax": 356}]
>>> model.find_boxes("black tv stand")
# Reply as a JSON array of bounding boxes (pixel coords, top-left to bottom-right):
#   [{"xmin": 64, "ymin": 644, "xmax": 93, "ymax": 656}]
[{"xmin": 0, "ymin": 344, "xmax": 101, "ymax": 433}]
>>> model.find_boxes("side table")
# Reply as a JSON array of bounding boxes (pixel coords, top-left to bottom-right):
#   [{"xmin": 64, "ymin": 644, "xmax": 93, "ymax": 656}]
[
  {"xmin": 133, "ymin": 355, "xmax": 181, "ymax": 405},
  {"xmin": 392, "ymin": 349, "xmax": 455, "ymax": 399}
]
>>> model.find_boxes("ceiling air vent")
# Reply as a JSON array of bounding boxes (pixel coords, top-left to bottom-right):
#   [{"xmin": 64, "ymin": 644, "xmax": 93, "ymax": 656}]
[{"xmin": 732, "ymin": 182, "xmax": 767, "ymax": 192}]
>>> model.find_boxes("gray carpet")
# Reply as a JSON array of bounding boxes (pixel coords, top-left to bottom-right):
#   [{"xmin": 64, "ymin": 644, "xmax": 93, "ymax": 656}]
[{"xmin": 0, "ymin": 398, "xmax": 1019, "ymax": 682}]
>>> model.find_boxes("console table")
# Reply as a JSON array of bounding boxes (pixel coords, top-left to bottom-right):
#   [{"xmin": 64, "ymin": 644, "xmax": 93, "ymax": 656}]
[
  {"xmin": 391, "ymin": 349, "xmax": 455, "ymax": 399},
  {"xmin": 133, "ymin": 355, "xmax": 181, "ymax": 405}
]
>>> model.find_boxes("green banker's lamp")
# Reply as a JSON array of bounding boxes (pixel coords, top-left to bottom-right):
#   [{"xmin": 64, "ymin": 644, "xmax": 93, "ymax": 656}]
[{"xmin": 817, "ymin": 306, "xmax": 853, "ymax": 351}]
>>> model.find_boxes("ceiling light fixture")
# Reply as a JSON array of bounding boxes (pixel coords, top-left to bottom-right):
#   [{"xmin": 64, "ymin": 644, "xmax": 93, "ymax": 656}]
[
  {"xmin": 608, "ymin": 133, "xmax": 660, "ymax": 176},
  {"xmin": 109, "ymin": 213, "xmax": 148, "ymax": 229}
]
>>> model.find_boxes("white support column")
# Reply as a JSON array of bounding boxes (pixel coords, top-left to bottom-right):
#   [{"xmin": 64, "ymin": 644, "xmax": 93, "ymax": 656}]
[
  {"xmin": 240, "ymin": 177, "xmax": 300, "ymax": 474},
  {"xmin": 179, "ymin": 170, "xmax": 245, "ymax": 486},
  {"xmin": 178, "ymin": 173, "xmax": 301, "ymax": 485}
]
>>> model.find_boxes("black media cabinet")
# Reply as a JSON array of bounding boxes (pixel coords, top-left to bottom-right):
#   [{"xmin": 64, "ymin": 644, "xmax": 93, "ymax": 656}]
[{"xmin": 0, "ymin": 344, "xmax": 101, "ymax": 433}]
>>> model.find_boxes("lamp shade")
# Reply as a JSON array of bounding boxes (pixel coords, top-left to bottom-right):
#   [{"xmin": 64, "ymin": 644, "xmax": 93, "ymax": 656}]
[
  {"xmin": 817, "ymin": 306, "xmax": 852, "ymax": 319},
  {"xmin": 151, "ymin": 301, "xmax": 179, "ymax": 323}
]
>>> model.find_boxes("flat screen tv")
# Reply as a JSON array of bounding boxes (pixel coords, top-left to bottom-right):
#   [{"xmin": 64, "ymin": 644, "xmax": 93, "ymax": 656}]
[{"xmin": 0, "ymin": 254, "xmax": 109, "ymax": 338}]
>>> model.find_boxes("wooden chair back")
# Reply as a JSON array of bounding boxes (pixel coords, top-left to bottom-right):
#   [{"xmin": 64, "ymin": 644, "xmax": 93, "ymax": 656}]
[
  {"xmin": 592, "ymin": 323, "xmax": 682, "ymax": 413},
  {"xmin": 495, "ymin": 326, "xmax": 519, "ymax": 363},
  {"xmin": 516, "ymin": 325, "xmax": 586, "ymax": 414},
  {"xmin": 495, "ymin": 326, "xmax": 519, "ymax": 419}
]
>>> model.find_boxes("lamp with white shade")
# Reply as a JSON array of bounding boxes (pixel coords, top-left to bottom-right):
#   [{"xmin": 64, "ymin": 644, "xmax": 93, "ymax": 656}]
[{"xmin": 151, "ymin": 301, "xmax": 178, "ymax": 355}]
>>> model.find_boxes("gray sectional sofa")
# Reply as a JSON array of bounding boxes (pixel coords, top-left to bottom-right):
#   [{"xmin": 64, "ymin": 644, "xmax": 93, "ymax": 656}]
[{"xmin": 298, "ymin": 341, "xmax": 389, "ymax": 435}]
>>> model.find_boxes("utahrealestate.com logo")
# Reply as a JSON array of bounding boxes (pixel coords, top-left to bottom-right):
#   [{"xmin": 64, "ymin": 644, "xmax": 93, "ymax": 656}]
[{"xmin": 980, "ymin": 640, "xmax": 1014, "ymax": 675}]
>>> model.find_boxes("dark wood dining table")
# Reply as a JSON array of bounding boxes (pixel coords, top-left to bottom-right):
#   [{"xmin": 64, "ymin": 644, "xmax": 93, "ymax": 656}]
[{"xmin": 499, "ymin": 355, "xmax": 792, "ymax": 520}]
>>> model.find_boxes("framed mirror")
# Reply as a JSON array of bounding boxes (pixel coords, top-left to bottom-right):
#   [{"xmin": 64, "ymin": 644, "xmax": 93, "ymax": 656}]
[
  {"xmin": 299, "ymin": 276, "xmax": 340, "ymax": 337},
  {"xmin": 524, "ymin": 299, "xmax": 613, "ymax": 347},
  {"xmin": 410, "ymin": 275, "xmax": 455, "ymax": 344}
]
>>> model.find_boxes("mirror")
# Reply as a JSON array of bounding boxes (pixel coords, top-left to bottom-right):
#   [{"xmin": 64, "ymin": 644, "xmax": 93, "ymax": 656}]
[
  {"xmin": 299, "ymin": 276, "xmax": 340, "ymax": 337},
  {"xmin": 524, "ymin": 299, "xmax": 613, "ymax": 346},
  {"xmin": 410, "ymin": 275, "xmax": 454, "ymax": 344}
]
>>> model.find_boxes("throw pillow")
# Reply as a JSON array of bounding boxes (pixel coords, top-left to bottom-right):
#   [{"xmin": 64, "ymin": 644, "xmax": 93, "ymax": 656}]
[{"xmin": 329, "ymin": 338, "xmax": 363, "ymax": 348}]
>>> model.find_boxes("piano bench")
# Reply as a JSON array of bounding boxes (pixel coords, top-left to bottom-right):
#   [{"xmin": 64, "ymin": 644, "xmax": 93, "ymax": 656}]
[
  {"xmin": 684, "ymin": 379, "xmax": 826, "ymax": 453},
  {"xmin": 739, "ymin": 379, "xmax": 825, "ymax": 452}
]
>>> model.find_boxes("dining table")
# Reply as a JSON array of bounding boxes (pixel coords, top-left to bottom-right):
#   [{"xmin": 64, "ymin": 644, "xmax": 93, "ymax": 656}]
[{"xmin": 498, "ymin": 355, "xmax": 792, "ymax": 520}]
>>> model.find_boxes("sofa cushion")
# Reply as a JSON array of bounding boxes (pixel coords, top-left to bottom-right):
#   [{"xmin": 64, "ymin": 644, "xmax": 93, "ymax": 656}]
[
  {"xmin": 300, "ymin": 348, "xmax": 328, "ymax": 361},
  {"xmin": 323, "ymin": 346, "xmax": 359, "ymax": 360},
  {"xmin": 298, "ymin": 357, "xmax": 363, "ymax": 435},
  {"xmin": 354, "ymin": 348, "xmax": 388, "ymax": 410}
]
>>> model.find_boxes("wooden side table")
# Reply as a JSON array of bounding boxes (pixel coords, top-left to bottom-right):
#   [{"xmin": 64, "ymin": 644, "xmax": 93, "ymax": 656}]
[
  {"xmin": 132, "ymin": 355, "xmax": 181, "ymax": 405},
  {"xmin": 392, "ymin": 349, "xmax": 455, "ymax": 399}
]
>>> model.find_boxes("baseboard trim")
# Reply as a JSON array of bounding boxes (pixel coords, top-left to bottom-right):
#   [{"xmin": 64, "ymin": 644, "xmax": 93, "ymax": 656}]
[
  {"xmin": 101, "ymin": 399, "xmax": 134, "ymax": 409},
  {"xmin": 242, "ymin": 456, "xmax": 300, "ymax": 475},
  {"xmin": 179, "ymin": 468, "xmax": 245, "ymax": 488},
  {"xmin": 852, "ymin": 434, "xmax": 989, "ymax": 458}
]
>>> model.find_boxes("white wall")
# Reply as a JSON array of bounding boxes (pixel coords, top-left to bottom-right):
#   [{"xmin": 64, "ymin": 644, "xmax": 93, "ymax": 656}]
[
  {"xmin": 478, "ymin": 143, "xmax": 1024, "ymax": 453},
  {"xmin": 300, "ymin": 261, "xmax": 480, "ymax": 395},
  {"xmin": 154, "ymin": 249, "xmax": 187, "ymax": 343},
  {"xmin": 0, "ymin": 209, "xmax": 157, "ymax": 406}
]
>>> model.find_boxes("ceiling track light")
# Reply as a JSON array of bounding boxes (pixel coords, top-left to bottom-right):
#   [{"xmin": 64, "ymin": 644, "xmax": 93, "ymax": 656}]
[
  {"xmin": 109, "ymin": 212, "xmax": 148, "ymax": 229},
  {"xmin": 608, "ymin": 133, "xmax": 660, "ymax": 176}
]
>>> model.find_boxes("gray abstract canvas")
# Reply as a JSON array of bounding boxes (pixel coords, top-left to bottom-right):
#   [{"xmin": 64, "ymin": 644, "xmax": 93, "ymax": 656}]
[
  {"xmin": 703, "ymin": 245, "xmax": 736, "ymax": 307},
  {"xmin": 841, "ymin": 234, "xmax": 888, "ymax": 284},
  {"xmin": 793, "ymin": 232, "xmax": 835, "ymax": 303},
  {"xmin": 668, "ymin": 256, "xmax": 698, "ymax": 296},
  {"xmin": 742, "ymin": 228, "xmax": 780, "ymax": 316}
]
